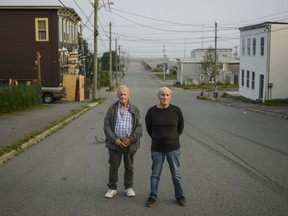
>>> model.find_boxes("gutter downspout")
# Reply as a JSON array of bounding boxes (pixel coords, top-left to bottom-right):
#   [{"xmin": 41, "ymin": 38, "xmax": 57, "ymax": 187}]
[
  {"xmin": 265, "ymin": 24, "xmax": 271, "ymax": 102},
  {"xmin": 181, "ymin": 61, "xmax": 184, "ymax": 85}
]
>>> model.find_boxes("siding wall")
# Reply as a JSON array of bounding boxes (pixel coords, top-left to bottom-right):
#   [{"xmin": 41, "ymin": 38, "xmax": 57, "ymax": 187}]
[
  {"xmin": 239, "ymin": 23, "xmax": 288, "ymax": 101},
  {"xmin": 0, "ymin": 9, "xmax": 60, "ymax": 87}
]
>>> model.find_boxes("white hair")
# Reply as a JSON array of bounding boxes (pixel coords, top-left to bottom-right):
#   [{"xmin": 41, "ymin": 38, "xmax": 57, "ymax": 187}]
[{"xmin": 158, "ymin": 86, "xmax": 172, "ymax": 96}]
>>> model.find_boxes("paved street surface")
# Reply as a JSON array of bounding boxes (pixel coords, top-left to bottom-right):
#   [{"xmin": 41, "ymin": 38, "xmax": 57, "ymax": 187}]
[{"xmin": 0, "ymin": 60, "xmax": 288, "ymax": 216}]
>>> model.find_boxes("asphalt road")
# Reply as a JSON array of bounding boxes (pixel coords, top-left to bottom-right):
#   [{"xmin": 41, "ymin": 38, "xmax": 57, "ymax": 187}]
[{"xmin": 0, "ymin": 60, "xmax": 288, "ymax": 216}]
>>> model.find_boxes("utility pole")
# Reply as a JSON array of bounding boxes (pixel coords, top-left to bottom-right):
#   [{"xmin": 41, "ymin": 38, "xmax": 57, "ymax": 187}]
[
  {"xmin": 80, "ymin": 24, "xmax": 86, "ymax": 76},
  {"xmin": 36, "ymin": 52, "xmax": 41, "ymax": 85},
  {"xmin": 163, "ymin": 45, "xmax": 166, "ymax": 82},
  {"xmin": 118, "ymin": 45, "xmax": 121, "ymax": 81},
  {"xmin": 234, "ymin": 46, "xmax": 238, "ymax": 58},
  {"xmin": 109, "ymin": 22, "xmax": 112, "ymax": 90},
  {"xmin": 115, "ymin": 38, "xmax": 118, "ymax": 86},
  {"xmin": 214, "ymin": 22, "xmax": 217, "ymax": 83},
  {"xmin": 92, "ymin": 0, "xmax": 99, "ymax": 100}
]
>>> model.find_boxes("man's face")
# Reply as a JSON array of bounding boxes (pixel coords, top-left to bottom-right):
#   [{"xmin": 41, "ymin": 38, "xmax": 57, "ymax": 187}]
[
  {"xmin": 158, "ymin": 88, "xmax": 171, "ymax": 107},
  {"xmin": 118, "ymin": 89, "xmax": 129, "ymax": 105}
]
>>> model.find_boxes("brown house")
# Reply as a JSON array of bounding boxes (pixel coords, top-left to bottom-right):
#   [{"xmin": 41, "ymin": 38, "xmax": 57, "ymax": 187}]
[{"xmin": 0, "ymin": 6, "xmax": 81, "ymax": 87}]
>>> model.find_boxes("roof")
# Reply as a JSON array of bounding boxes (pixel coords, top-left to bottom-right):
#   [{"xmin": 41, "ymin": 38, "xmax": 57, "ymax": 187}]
[
  {"xmin": 239, "ymin": 22, "xmax": 288, "ymax": 31},
  {"xmin": 0, "ymin": 6, "xmax": 81, "ymax": 21}
]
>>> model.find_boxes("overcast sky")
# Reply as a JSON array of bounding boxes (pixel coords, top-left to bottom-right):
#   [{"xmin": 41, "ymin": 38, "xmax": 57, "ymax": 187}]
[{"xmin": 1, "ymin": 0, "xmax": 288, "ymax": 58}]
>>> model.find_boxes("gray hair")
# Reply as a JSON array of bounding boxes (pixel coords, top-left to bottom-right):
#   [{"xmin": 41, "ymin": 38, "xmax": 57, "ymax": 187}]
[
  {"xmin": 117, "ymin": 85, "xmax": 129, "ymax": 94},
  {"xmin": 158, "ymin": 86, "xmax": 172, "ymax": 96}
]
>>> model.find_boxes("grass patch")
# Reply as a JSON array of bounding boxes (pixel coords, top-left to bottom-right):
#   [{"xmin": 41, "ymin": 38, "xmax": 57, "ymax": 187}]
[
  {"xmin": 156, "ymin": 74, "xmax": 177, "ymax": 80},
  {"xmin": 176, "ymin": 83, "xmax": 239, "ymax": 90},
  {"xmin": 262, "ymin": 99, "xmax": 288, "ymax": 106},
  {"xmin": 222, "ymin": 93, "xmax": 288, "ymax": 106},
  {"xmin": 89, "ymin": 97, "xmax": 105, "ymax": 104}
]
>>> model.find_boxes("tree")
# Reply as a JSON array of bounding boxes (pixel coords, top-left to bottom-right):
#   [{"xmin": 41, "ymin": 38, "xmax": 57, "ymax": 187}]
[
  {"xmin": 201, "ymin": 46, "xmax": 221, "ymax": 83},
  {"xmin": 100, "ymin": 51, "xmax": 119, "ymax": 71}
]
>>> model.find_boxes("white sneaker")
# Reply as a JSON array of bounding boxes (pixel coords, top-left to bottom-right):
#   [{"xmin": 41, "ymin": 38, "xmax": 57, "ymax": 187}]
[
  {"xmin": 125, "ymin": 188, "xmax": 136, "ymax": 197},
  {"xmin": 105, "ymin": 189, "xmax": 117, "ymax": 198}
]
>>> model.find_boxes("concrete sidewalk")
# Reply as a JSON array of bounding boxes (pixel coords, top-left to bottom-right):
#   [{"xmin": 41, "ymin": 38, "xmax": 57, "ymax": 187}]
[
  {"xmin": 0, "ymin": 100, "xmax": 95, "ymax": 148},
  {"xmin": 0, "ymin": 100, "xmax": 99, "ymax": 164},
  {"xmin": 0, "ymin": 86, "xmax": 113, "ymax": 164},
  {"xmin": 206, "ymin": 92, "xmax": 288, "ymax": 119}
]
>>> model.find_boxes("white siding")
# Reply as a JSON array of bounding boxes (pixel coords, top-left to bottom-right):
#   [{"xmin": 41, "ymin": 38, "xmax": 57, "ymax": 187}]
[
  {"xmin": 239, "ymin": 23, "xmax": 288, "ymax": 101},
  {"xmin": 239, "ymin": 27, "xmax": 268, "ymax": 100}
]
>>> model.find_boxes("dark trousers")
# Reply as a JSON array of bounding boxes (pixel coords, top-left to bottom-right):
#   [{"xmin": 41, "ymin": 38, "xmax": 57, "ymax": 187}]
[{"xmin": 107, "ymin": 148, "xmax": 136, "ymax": 190}]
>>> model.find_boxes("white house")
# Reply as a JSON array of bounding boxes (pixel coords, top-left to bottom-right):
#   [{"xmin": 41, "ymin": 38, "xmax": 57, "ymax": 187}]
[
  {"xmin": 239, "ymin": 22, "xmax": 288, "ymax": 102},
  {"xmin": 176, "ymin": 48, "xmax": 239, "ymax": 85}
]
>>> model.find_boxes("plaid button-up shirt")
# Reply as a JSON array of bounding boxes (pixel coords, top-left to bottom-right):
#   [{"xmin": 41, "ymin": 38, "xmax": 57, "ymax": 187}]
[{"xmin": 114, "ymin": 103, "xmax": 132, "ymax": 139}]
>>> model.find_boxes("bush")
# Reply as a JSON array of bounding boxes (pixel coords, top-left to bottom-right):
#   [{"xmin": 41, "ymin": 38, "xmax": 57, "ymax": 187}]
[
  {"xmin": 0, "ymin": 85, "xmax": 41, "ymax": 113},
  {"xmin": 99, "ymin": 70, "xmax": 110, "ymax": 87}
]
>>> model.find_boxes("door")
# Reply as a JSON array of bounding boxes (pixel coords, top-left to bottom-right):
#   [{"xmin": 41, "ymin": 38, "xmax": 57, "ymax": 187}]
[{"xmin": 259, "ymin": 74, "xmax": 264, "ymax": 100}]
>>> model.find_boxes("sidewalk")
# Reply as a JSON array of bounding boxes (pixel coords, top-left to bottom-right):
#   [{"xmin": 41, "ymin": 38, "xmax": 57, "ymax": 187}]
[
  {"xmin": 206, "ymin": 92, "xmax": 288, "ymax": 119},
  {"xmin": 0, "ymin": 86, "xmax": 114, "ymax": 164},
  {"xmin": 0, "ymin": 87, "xmax": 111, "ymax": 150},
  {"xmin": 0, "ymin": 100, "xmax": 94, "ymax": 148}
]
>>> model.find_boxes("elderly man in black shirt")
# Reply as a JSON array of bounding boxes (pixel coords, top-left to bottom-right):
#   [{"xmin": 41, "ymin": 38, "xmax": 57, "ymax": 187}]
[{"xmin": 145, "ymin": 86, "xmax": 186, "ymax": 207}]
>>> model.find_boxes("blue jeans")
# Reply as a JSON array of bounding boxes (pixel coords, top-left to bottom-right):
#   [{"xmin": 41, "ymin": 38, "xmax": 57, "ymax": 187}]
[{"xmin": 149, "ymin": 149, "xmax": 184, "ymax": 199}]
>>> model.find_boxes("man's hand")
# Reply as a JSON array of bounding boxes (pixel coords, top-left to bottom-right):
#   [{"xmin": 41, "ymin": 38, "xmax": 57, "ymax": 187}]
[
  {"xmin": 115, "ymin": 138, "xmax": 125, "ymax": 148},
  {"xmin": 115, "ymin": 138, "xmax": 132, "ymax": 148},
  {"xmin": 121, "ymin": 138, "xmax": 132, "ymax": 147}
]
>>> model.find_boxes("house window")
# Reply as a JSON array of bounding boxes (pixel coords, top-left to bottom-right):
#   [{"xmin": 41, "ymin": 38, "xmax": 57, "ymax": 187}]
[
  {"xmin": 200, "ymin": 74, "xmax": 204, "ymax": 81},
  {"xmin": 66, "ymin": 21, "xmax": 70, "ymax": 42},
  {"xmin": 241, "ymin": 39, "xmax": 245, "ymax": 55},
  {"xmin": 246, "ymin": 70, "xmax": 250, "ymax": 88},
  {"xmin": 260, "ymin": 37, "xmax": 265, "ymax": 56},
  {"xmin": 59, "ymin": 18, "xmax": 63, "ymax": 42},
  {"xmin": 241, "ymin": 70, "xmax": 244, "ymax": 86},
  {"xmin": 63, "ymin": 20, "xmax": 67, "ymax": 42},
  {"xmin": 247, "ymin": 38, "xmax": 251, "ymax": 56},
  {"xmin": 252, "ymin": 72, "xmax": 255, "ymax": 90},
  {"xmin": 252, "ymin": 38, "xmax": 256, "ymax": 55},
  {"xmin": 35, "ymin": 18, "xmax": 49, "ymax": 41}
]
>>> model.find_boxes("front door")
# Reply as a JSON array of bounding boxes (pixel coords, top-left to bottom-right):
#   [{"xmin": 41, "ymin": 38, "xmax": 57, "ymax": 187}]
[{"xmin": 259, "ymin": 74, "xmax": 264, "ymax": 100}]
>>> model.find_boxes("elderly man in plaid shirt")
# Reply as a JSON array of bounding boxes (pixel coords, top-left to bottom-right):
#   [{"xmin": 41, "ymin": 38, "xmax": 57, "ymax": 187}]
[{"xmin": 103, "ymin": 85, "xmax": 143, "ymax": 198}]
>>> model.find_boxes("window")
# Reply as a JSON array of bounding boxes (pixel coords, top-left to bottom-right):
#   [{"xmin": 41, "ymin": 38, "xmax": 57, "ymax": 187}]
[
  {"xmin": 252, "ymin": 72, "xmax": 255, "ymax": 90},
  {"xmin": 247, "ymin": 38, "xmax": 251, "ymax": 55},
  {"xmin": 66, "ymin": 21, "xmax": 70, "ymax": 42},
  {"xmin": 252, "ymin": 38, "xmax": 256, "ymax": 55},
  {"xmin": 246, "ymin": 70, "xmax": 250, "ymax": 88},
  {"xmin": 200, "ymin": 74, "xmax": 204, "ymax": 81},
  {"xmin": 63, "ymin": 20, "xmax": 67, "ymax": 42},
  {"xmin": 241, "ymin": 39, "xmax": 245, "ymax": 55},
  {"xmin": 260, "ymin": 37, "xmax": 265, "ymax": 56},
  {"xmin": 241, "ymin": 70, "xmax": 244, "ymax": 86},
  {"xmin": 35, "ymin": 18, "xmax": 49, "ymax": 41},
  {"xmin": 59, "ymin": 18, "xmax": 63, "ymax": 42}
]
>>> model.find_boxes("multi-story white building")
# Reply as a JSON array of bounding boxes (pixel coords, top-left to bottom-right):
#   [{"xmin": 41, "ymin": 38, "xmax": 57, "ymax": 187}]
[{"xmin": 239, "ymin": 22, "xmax": 288, "ymax": 102}]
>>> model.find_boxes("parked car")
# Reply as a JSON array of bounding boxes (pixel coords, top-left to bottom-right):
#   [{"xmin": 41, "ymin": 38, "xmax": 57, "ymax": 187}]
[{"xmin": 41, "ymin": 86, "xmax": 66, "ymax": 103}]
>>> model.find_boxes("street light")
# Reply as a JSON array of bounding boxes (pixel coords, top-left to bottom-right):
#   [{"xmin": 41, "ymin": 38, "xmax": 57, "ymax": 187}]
[{"xmin": 92, "ymin": 0, "xmax": 113, "ymax": 100}]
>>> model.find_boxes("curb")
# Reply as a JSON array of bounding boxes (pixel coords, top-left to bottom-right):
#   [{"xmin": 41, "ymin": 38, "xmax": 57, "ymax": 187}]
[{"xmin": 0, "ymin": 102, "xmax": 98, "ymax": 165}]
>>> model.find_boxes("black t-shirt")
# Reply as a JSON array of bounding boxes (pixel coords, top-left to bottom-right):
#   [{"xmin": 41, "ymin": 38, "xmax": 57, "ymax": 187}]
[{"xmin": 145, "ymin": 104, "xmax": 184, "ymax": 152}]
